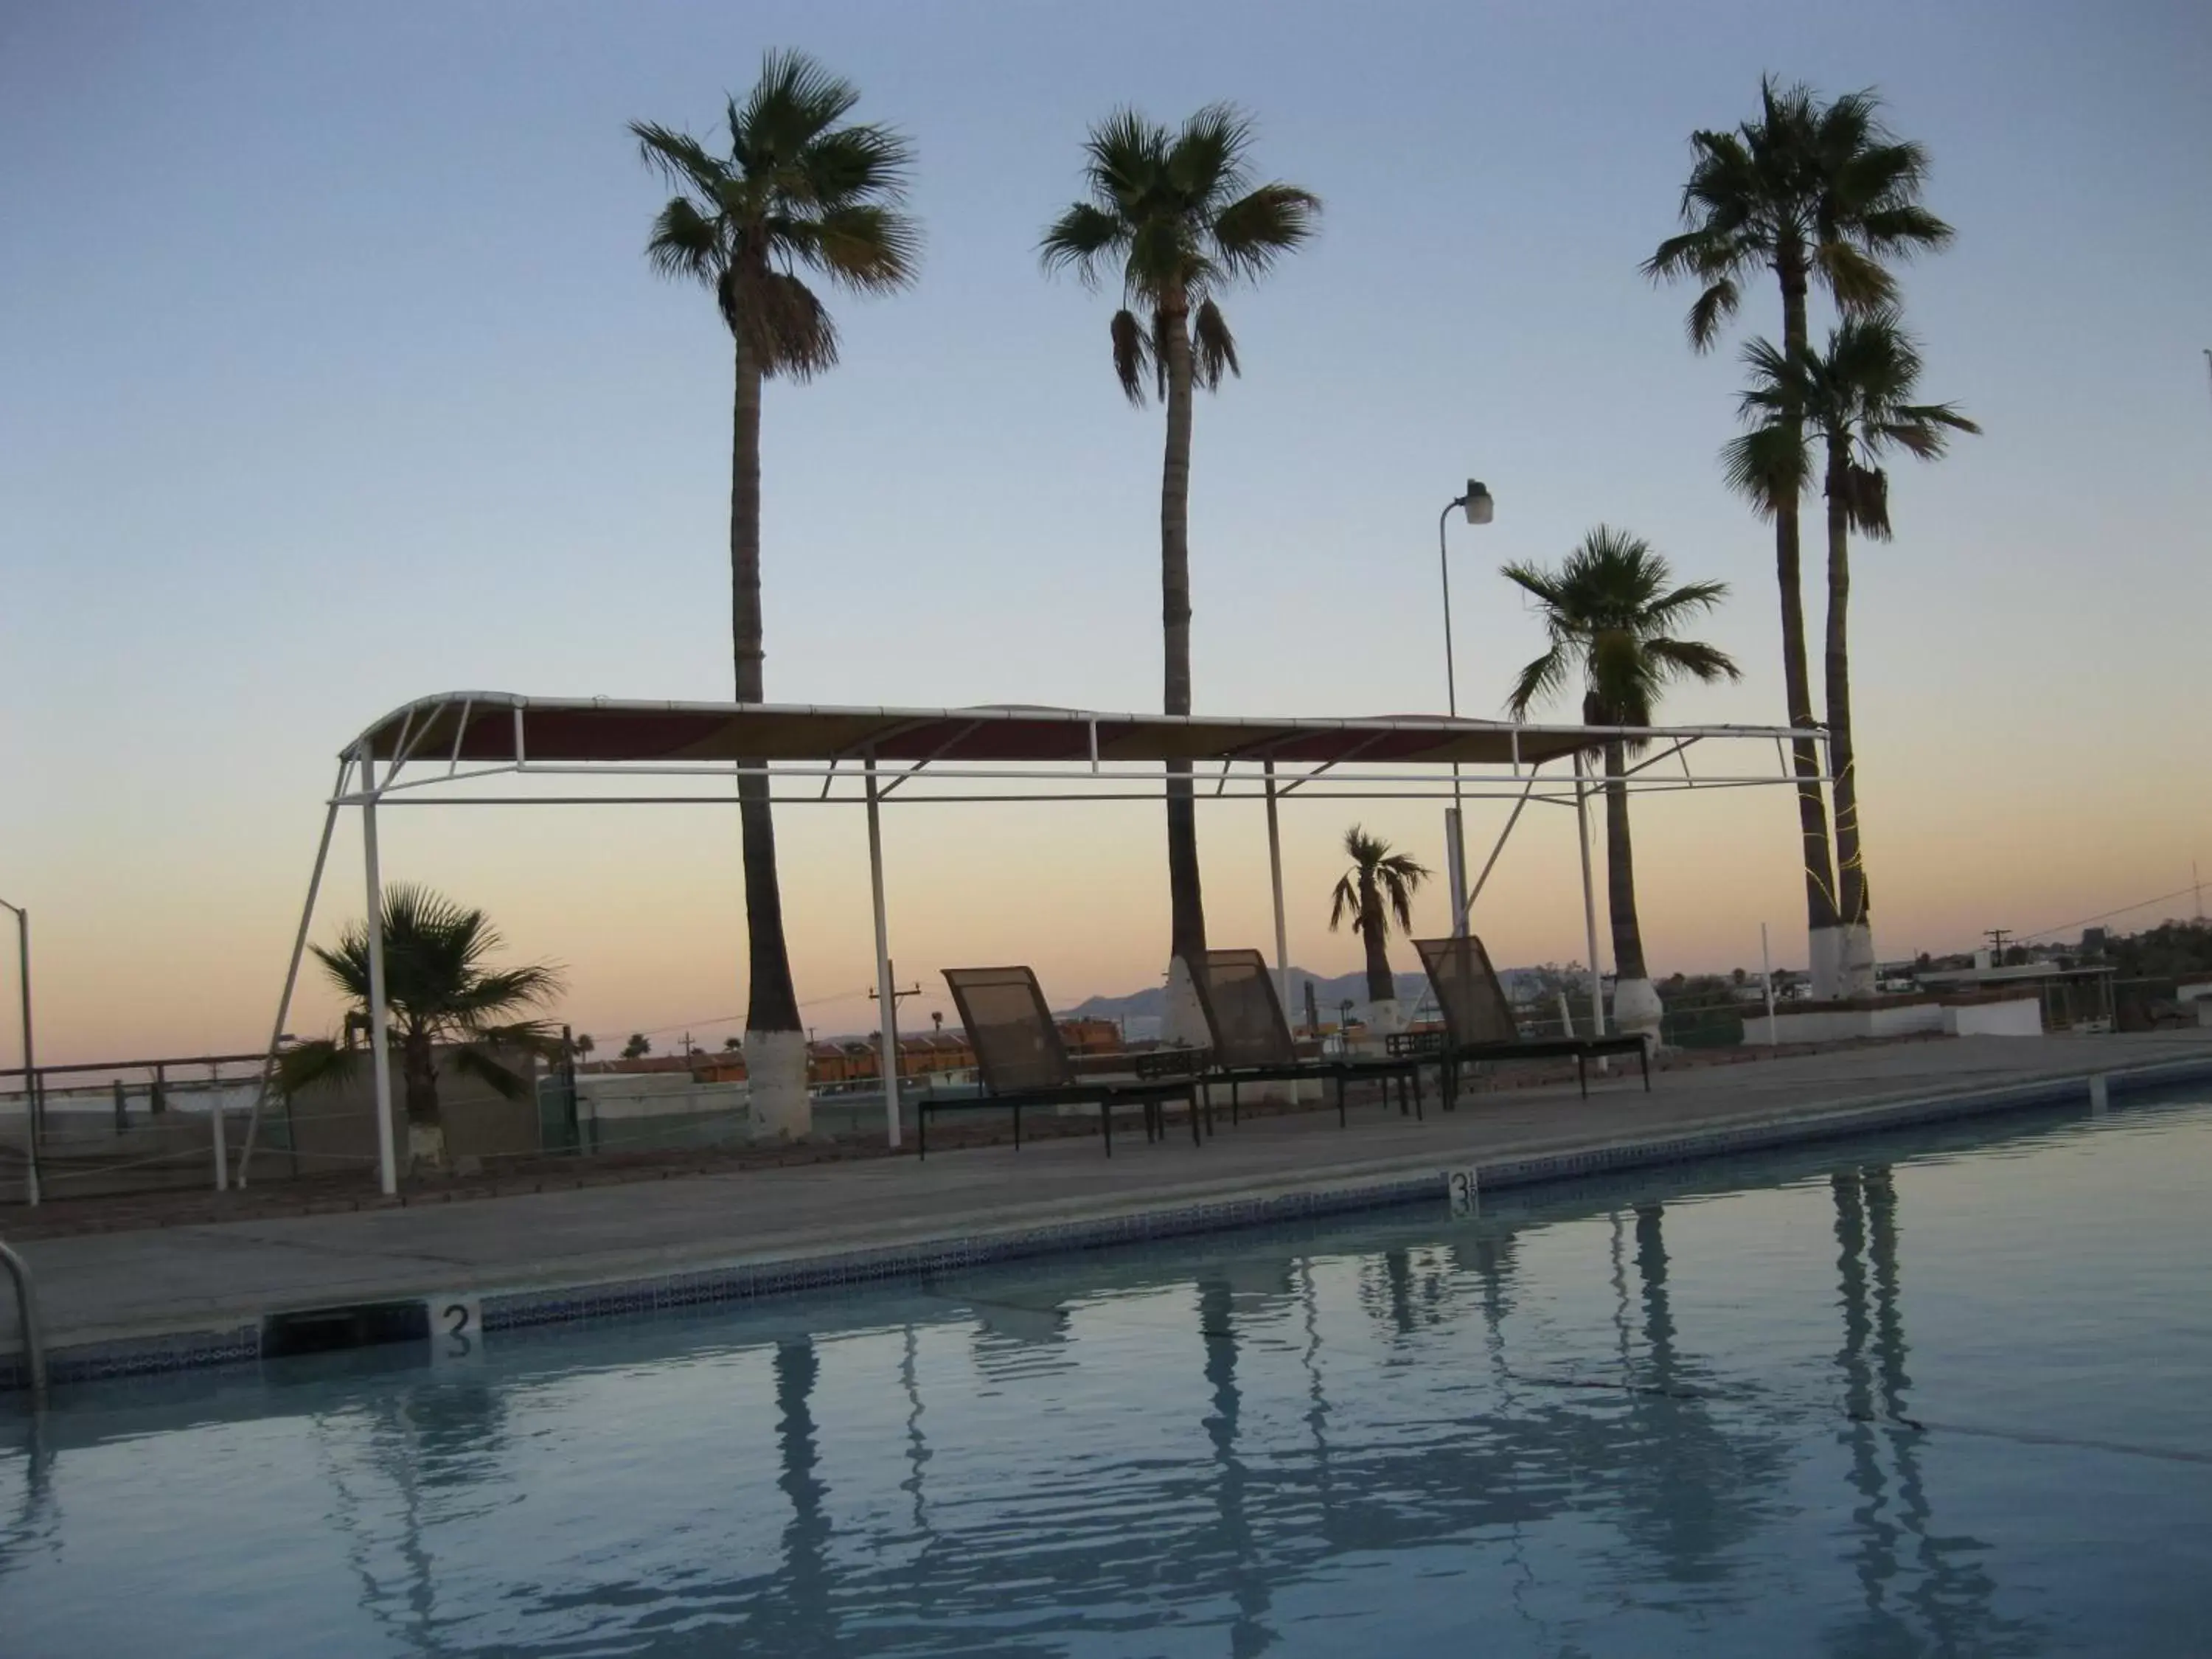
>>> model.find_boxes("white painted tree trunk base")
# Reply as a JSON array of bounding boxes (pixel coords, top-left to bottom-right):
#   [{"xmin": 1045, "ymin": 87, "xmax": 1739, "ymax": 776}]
[
  {"xmin": 1162, "ymin": 958, "xmax": 1208, "ymax": 1048},
  {"xmin": 1836, "ymin": 922, "xmax": 1877, "ymax": 1000},
  {"xmin": 1611, "ymin": 977, "xmax": 1664, "ymax": 1047},
  {"xmin": 406, "ymin": 1121, "xmax": 447, "ymax": 1175},
  {"xmin": 1807, "ymin": 926, "xmax": 1846, "ymax": 1002},
  {"xmin": 1359, "ymin": 998, "xmax": 1406, "ymax": 1040},
  {"xmin": 747, "ymin": 1029, "xmax": 811, "ymax": 1141}
]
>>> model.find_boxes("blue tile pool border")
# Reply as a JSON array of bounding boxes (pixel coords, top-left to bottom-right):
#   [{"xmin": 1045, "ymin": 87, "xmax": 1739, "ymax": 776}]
[{"xmin": 9, "ymin": 1053, "xmax": 2211, "ymax": 1391}]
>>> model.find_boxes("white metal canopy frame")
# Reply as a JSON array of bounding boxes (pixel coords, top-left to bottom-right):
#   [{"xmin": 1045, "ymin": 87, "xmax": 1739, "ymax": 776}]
[{"xmin": 235, "ymin": 692, "xmax": 1829, "ymax": 1194}]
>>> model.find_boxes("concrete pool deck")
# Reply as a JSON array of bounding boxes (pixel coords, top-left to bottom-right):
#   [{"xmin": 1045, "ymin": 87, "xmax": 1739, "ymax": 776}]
[{"xmin": 6, "ymin": 1029, "xmax": 2211, "ymax": 1387}]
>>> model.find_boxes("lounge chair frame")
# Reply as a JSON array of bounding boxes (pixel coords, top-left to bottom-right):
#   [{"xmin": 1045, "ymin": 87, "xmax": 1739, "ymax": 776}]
[
  {"xmin": 925, "ymin": 966, "xmax": 1200, "ymax": 1158},
  {"xmin": 1186, "ymin": 948, "xmax": 1428, "ymax": 1127},
  {"xmin": 1412, "ymin": 935, "xmax": 1649, "ymax": 1105}
]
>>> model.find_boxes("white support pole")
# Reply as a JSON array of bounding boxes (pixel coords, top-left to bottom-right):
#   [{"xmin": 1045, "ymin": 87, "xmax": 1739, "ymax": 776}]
[
  {"xmin": 237, "ymin": 766, "xmax": 347, "ymax": 1186},
  {"xmin": 865, "ymin": 755, "xmax": 901, "ymax": 1149},
  {"xmin": 1574, "ymin": 753, "xmax": 1607, "ymax": 1037},
  {"xmin": 1444, "ymin": 804, "xmax": 1467, "ymax": 936},
  {"xmin": 361, "ymin": 749, "xmax": 399, "ymax": 1195},
  {"xmin": 1265, "ymin": 762, "xmax": 1290, "ymax": 1020}
]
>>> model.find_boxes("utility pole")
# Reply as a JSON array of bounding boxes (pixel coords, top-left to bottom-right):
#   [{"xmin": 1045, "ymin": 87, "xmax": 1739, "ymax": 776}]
[
  {"xmin": 869, "ymin": 968, "xmax": 922, "ymax": 1089},
  {"xmin": 1984, "ymin": 928, "xmax": 2013, "ymax": 963}
]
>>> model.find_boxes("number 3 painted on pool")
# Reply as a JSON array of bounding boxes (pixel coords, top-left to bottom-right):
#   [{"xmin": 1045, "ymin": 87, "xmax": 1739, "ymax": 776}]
[{"xmin": 1446, "ymin": 1168, "xmax": 1480, "ymax": 1220}]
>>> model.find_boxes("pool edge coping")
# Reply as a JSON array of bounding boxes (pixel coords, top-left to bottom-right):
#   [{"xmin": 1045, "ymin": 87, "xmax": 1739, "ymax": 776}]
[{"xmin": 9, "ymin": 1051, "xmax": 2211, "ymax": 1391}]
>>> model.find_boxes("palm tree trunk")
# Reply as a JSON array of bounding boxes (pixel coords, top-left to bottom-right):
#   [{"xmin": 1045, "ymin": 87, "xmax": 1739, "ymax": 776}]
[
  {"xmin": 401, "ymin": 1023, "xmax": 445, "ymax": 1173},
  {"xmin": 1603, "ymin": 740, "xmax": 1649, "ymax": 981},
  {"xmin": 731, "ymin": 337, "xmax": 802, "ymax": 1039},
  {"xmin": 1359, "ymin": 876, "xmax": 1394, "ymax": 1004},
  {"xmin": 1824, "ymin": 447, "xmax": 1868, "ymax": 934},
  {"xmin": 400, "ymin": 1026, "xmax": 441, "ymax": 1129},
  {"xmin": 1159, "ymin": 296, "xmax": 1206, "ymax": 972},
  {"xmin": 1775, "ymin": 250, "xmax": 1843, "ymax": 977}
]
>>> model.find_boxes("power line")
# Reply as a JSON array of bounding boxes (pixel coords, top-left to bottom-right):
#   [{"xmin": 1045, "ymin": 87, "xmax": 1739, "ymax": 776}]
[{"xmin": 2017, "ymin": 883, "xmax": 2206, "ymax": 942}]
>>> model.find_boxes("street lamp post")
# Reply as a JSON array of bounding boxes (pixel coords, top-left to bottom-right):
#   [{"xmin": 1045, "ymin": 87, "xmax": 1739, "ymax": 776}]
[
  {"xmin": 0, "ymin": 897, "xmax": 38, "ymax": 1207},
  {"xmin": 1438, "ymin": 480, "xmax": 1494, "ymax": 935}
]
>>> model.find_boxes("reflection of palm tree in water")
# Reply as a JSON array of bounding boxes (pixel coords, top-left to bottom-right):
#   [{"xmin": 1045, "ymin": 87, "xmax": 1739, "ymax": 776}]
[
  {"xmin": 314, "ymin": 1375, "xmax": 510, "ymax": 1657},
  {"xmin": 1199, "ymin": 1276, "xmax": 1275, "ymax": 1657},
  {"xmin": 757, "ymin": 1338, "xmax": 836, "ymax": 1654},
  {"xmin": 1604, "ymin": 1203, "xmax": 1790, "ymax": 1585},
  {"xmin": 1829, "ymin": 1167, "xmax": 2034, "ymax": 1656},
  {"xmin": 0, "ymin": 1411, "xmax": 57, "ymax": 1604}
]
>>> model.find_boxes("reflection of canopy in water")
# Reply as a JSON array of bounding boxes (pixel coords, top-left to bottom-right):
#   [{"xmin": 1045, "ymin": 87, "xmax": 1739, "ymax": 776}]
[{"xmin": 237, "ymin": 691, "xmax": 1826, "ymax": 1194}]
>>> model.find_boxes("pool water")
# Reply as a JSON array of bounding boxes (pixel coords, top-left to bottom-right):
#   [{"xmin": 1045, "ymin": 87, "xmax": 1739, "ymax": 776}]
[{"xmin": 4, "ymin": 1094, "xmax": 2211, "ymax": 1657}]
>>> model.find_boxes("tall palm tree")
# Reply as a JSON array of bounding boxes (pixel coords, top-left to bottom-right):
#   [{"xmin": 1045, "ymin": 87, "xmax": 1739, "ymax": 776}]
[
  {"xmin": 1728, "ymin": 314, "xmax": 1978, "ymax": 990},
  {"xmin": 1328, "ymin": 826, "xmax": 1430, "ymax": 1005},
  {"xmin": 633, "ymin": 53, "xmax": 919, "ymax": 1134},
  {"xmin": 276, "ymin": 885, "xmax": 564, "ymax": 1172},
  {"xmin": 1503, "ymin": 529, "xmax": 1741, "ymax": 1035},
  {"xmin": 1645, "ymin": 77, "xmax": 1951, "ymax": 993},
  {"xmin": 1040, "ymin": 106, "xmax": 1319, "ymax": 1032}
]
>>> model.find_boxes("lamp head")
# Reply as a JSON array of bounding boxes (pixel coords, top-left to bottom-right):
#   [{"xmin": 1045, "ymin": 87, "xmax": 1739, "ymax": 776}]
[{"xmin": 1462, "ymin": 480, "xmax": 1494, "ymax": 526}]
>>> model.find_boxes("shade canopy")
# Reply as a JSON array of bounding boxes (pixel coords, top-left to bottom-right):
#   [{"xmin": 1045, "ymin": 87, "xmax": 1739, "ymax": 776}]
[{"xmin": 351, "ymin": 692, "xmax": 1746, "ymax": 772}]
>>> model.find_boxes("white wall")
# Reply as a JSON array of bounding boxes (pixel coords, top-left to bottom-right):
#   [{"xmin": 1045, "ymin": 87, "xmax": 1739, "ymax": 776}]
[{"xmin": 1943, "ymin": 998, "xmax": 2045, "ymax": 1037}]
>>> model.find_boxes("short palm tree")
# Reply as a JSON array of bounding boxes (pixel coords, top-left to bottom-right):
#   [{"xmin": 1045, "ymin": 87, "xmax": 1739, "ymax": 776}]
[
  {"xmin": 1329, "ymin": 827, "xmax": 1431, "ymax": 1005},
  {"xmin": 1728, "ymin": 313, "xmax": 1978, "ymax": 986},
  {"xmin": 1040, "ymin": 106, "xmax": 1318, "ymax": 1023},
  {"xmin": 1503, "ymin": 529, "xmax": 1741, "ymax": 1029},
  {"xmin": 1644, "ymin": 78, "xmax": 1950, "ymax": 990},
  {"xmin": 276, "ymin": 886, "xmax": 564, "ymax": 1172},
  {"xmin": 633, "ymin": 55, "xmax": 918, "ymax": 1134}
]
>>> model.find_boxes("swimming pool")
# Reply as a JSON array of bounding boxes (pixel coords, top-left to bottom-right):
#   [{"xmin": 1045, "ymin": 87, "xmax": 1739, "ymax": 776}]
[{"xmin": 4, "ymin": 1093, "xmax": 2208, "ymax": 1656}]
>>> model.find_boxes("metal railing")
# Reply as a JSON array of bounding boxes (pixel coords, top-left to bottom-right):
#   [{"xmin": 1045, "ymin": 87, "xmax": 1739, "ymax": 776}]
[{"xmin": 1, "ymin": 1235, "xmax": 46, "ymax": 1402}]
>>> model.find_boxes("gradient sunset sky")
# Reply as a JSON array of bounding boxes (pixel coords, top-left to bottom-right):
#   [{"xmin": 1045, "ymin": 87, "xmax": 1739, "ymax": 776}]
[{"xmin": 4, "ymin": 1, "xmax": 2207, "ymax": 1066}]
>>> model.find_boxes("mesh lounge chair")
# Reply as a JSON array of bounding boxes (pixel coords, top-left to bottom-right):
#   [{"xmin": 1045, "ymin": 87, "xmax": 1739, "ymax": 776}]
[
  {"xmin": 1186, "ymin": 948, "xmax": 1427, "ymax": 1126},
  {"xmin": 928, "ymin": 967, "xmax": 1201, "ymax": 1159},
  {"xmin": 1412, "ymin": 934, "xmax": 1650, "ymax": 1103}
]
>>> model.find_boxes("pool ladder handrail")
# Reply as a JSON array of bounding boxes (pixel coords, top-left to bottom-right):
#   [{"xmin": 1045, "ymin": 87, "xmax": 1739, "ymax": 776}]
[{"xmin": 0, "ymin": 1235, "xmax": 46, "ymax": 1404}]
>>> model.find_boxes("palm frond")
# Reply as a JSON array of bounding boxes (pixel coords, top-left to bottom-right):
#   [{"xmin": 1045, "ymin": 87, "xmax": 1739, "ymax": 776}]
[
  {"xmin": 274, "ymin": 1038, "xmax": 359, "ymax": 1098},
  {"xmin": 787, "ymin": 203, "xmax": 922, "ymax": 294},
  {"xmin": 1834, "ymin": 461, "xmax": 1893, "ymax": 539},
  {"xmin": 1328, "ymin": 873, "xmax": 1360, "ymax": 932},
  {"xmin": 1640, "ymin": 577, "xmax": 1732, "ymax": 628},
  {"xmin": 1504, "ymin": 641, "xmax": 1573, "ymax": 720},
  {"xmin": 1191, "ymin": 297, "xmax": 1239, "ymax": 389},
  {"xmin": 1720, "ymin": 425, "xmax": 1808, "ymax": 516},
  {"xmin": 737, "ymin": 49, "xmax": 863, "ymax": 158},
  {"xmin": 1166, "ymin": 102, "xmax": 1255, "ymax": 201},
  {"xmin": 1040, "ymin": 201, "xmax": 1130, "ymax": 285},
  {"xmin": 728, "ymin": 267, "xmax": 838, "ymax": 378},
  {"xmin": 630, "ymin": 120, "xmax": 727, "ymax": 196},
  {"xmin": 1813, "ymin": 240, "xmax": 1896, "ymax": 313},
  {"xmin": 1685, "ymin": 278, "xmax": 1741, "ymax": 352},
  {"xmin": 793, "ymin": 121, "xmax": 914, "ymax": 208},
  {"xmin": 1110, "ymin": 308, "xmax": 1150, "ymax": 404},
  {"xmin": 448, "ymin": 1041, "xmax": 539, "ymax": 1102},
  {"xmin": 1209, "ymin": 183, "xmax": 1321, "ymax": 280},
  {"xmin": 642, "ymin": 197, "xmax": 724, "ymax": 284},
  {"xmin": 1645, "ymin": 637, "xmax": 1742, "ymax": 684},
  {"xmin": 1375, "ymin": 854, "xmax": 1430, "ymax": 933}
]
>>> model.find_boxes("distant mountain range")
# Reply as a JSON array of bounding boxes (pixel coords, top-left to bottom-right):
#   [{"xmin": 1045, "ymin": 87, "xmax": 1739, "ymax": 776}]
[
  {"xmin": 1065, "ymin": 967, "xmax": 1419, "ymax": 1025},
  {"xmin": 1062, "ymin": 963, "xmax": 1560, "ymax": 1034}
]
